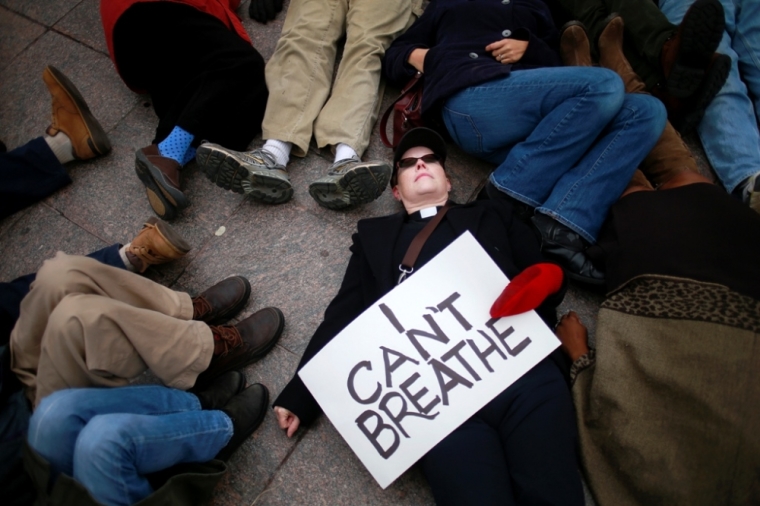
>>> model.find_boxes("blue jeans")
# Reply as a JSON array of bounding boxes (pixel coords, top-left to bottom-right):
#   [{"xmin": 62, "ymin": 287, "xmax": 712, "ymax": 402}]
[
  {"xmin": 442, "ymin": 67, "xmax": 666, "ymax": 242},
  {"xmin": 660, "ymin": 0, "xmax": 760, "ymax": 192},
  {"xmin": 28, "ymin": 386, "xmax": 233, "ymax": 506}
]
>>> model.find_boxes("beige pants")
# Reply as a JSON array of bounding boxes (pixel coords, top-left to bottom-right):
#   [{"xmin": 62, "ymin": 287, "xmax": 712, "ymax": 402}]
[
  {"xmin": 10, "ymin": 253, "xmax": 213, "ymax": 407},
  {"xmin": 262, "ymin": 0, "xmax": 422, "ymax": 157}
]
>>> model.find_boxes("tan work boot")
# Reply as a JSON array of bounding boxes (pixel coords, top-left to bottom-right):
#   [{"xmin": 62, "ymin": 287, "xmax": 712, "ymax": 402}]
[
  {"xmin": 42, "ymin": 65, "xmax": 111, "ymax": 160},
  {"xmin": 598, "ymin": 15, "xmax": 646, "ymax": 94},
  {"xmin": 560, "ymin": 22, "xmax": 592, "ymax": 67},
  {"xmin": 126, "ymin": 217, "xmax": 191, "ymax": 273}
]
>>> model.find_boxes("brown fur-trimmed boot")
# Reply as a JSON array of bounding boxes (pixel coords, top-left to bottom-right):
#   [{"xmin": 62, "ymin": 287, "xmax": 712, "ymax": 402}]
[{"xmin": 560, "ymin": 21, "xmax": 592, "ymax": 67}]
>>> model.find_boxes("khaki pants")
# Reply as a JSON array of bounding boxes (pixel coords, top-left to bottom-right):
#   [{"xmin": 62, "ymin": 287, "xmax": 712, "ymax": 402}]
[
  {"xmin": 262, "ymin": 0, "xmax": 422, "ymax": 157},
  {"xmin": 10, "ymin": 253, "xmax": 213, "ymax": 407}
]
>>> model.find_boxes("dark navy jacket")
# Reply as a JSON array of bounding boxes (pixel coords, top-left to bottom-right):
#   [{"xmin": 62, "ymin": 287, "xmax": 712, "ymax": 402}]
[{"xmin": 383, "ymin": 0, "xmax": 561, "ymax": 113}]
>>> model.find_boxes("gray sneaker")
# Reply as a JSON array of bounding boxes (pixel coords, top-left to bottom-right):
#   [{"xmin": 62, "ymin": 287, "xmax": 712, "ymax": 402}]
[
  {"xmin": 196, "ymin": 143, "xmax": 294, "ymax": 204},
  {"xmin": 308, "ymin": 156, "xmax": 391, "ymax": 210}
]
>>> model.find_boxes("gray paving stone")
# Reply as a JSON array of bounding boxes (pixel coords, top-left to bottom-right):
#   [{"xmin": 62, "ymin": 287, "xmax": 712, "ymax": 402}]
[
  {"xmin": 54, "ymin": 0, "xmax": 107, "ymax": 55},
  {"xmin": 0, "ymin": 203, "xmax": 106, "ymax": 281},
  {"xmin": 0, "ymin": 6, "xmax": 45, "ymax": 72},
  {"xmin": 256, "ymin": 416, "xmax": 436, "ymax": 506},
  {"xmin": 0, "ymin": 29, "xmax": 137, "ymax": 150},
  {"xmin": 0, "ymin": 0, "xmax": 81, "ymax": 26}
]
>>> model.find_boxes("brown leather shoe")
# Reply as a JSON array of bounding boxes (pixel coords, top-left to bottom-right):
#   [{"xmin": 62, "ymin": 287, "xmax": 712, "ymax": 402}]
[
  {"xmin": 194, "ymin": 307, "xmax": 285, "ymax": 390},
  {"xmin": 135, "ymin": 145, "xmax": 189, "ymax": 220},
  {"xmin": 126, "ymin": 217, "xmax": 191, "ymax": 273},
  {"xmin": 192, "ymin": 276, "xmax": 252, "ymax": 325},
  {"xmin": 598, "ymin": 15, "xmax": 647, "ymax": 94},
  {"xmin": 660, "ymin": 0, "xmax": 725, "ymax": 98},
  {"xmin": 42, "ymin": 65, "xmax": 111, "ymax": 160},
  {"xmin": 559, "ymin": 21, "xmax": 592, "ymax": 67}
]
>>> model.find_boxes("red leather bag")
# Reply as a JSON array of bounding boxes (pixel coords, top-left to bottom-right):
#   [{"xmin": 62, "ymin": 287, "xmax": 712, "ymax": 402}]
[{"xmin": 380, "ymin": 72, "xmax": 424, "ymax": 148}]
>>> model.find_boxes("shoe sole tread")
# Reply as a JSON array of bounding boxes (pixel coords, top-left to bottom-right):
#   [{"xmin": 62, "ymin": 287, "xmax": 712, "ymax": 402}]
[
  {"xmin": 135, "ymin": 162, "xmax": 178, "ymax": 220},
  {"xmin": 667, "ymin": 0, "xmax": 725, "ymax": 98},
  {"xmin": 135, "ymin": 150, "xmax": 190, "ymax": 208},
  {"xmin": 309, "ymin": 165, "xmax": 390, "ymax": 210}
]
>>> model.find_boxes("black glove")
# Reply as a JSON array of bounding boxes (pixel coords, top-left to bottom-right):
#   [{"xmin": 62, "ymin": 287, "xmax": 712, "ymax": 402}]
[{"xmin": 249, "ymin": 0, "xmax": 283, "ymax": 24}]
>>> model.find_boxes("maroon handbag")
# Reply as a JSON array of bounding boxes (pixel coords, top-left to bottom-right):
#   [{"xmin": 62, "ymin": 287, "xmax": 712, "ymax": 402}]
[{"xmin": 380, "ymin": 72, "xmax": 424, "ymax": 148}]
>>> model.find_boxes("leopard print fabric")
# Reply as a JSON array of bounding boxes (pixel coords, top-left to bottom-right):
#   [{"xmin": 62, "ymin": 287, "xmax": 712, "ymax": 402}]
[{"xmin": 603, "ymin": 276, "xmax": 760, "ymax": 333}]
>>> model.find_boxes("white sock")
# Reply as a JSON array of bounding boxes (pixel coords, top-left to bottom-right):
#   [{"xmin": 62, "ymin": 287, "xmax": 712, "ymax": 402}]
[
  {"xmin": 44, "ymin": 132, "xmax": 75, "ymax": 164},
  {"xmin": 262, "ymin": 139, "xmax": 291, "ymax": 167},
  {"xmin": 119, "ymin": 244, "xmax": 139, "ymax": 272},
  {"xmin": 335, "ymin": 143, "xmax": 358, "ymax": 162}
]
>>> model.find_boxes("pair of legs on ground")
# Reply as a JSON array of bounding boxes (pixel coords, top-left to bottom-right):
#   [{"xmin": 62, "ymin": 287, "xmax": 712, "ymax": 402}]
[
  {"xmin": 113, "ymin": 2, "xmax": 269, "ymax": 220},
  {"xmin": 28, "ymin": 386, "xmax": 235, "ymax": 506},
  {"xmin": 197, "ymin": 0, "xmax": 422, "ymax": 210},
  {"xmin": 448, "ymin": 66, "xmax": 666, "ymax": 284},
  {"xmin": 0, "ymin": 64, "xmax": 113, "ymax": 221},
  {"xmin": 421, "ymin": 358, "xmax": 584, "ymax": 506},
  {"xmin": 557, "ymin": 0, "xmax": 760, "ymax": 210}
]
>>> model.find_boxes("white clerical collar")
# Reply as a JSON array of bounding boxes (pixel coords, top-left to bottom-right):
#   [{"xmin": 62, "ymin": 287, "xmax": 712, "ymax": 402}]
[{"xmin": 419, "ymin": 206, "xmax": 438, "ymax": 218}]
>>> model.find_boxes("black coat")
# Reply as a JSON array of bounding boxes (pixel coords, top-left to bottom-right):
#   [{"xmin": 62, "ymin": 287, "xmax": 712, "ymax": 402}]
[
  {"xmin": 383, "ymin": 0, "xmax": 561, "ymax": 114},
  {"xmin": 273, "ymin": 200, "xmax": 566, "ymax": 426}
]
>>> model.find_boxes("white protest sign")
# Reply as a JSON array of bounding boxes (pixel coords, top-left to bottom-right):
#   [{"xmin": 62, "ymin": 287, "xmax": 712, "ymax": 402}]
[{"xmin": 299, "ymin": 231, "xmax": 560, "ymax": 489}]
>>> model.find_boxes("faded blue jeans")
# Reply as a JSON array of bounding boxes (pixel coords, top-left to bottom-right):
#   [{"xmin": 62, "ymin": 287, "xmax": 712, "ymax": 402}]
[
  {"xmin": 27, "ymin": 386, "xmax": 232, "ymax": 506},
  {"xmin": 442, "ymin": 66, "xmax": 666, "ymax": 242},
  {"xmin": 660, "ymin": 0, "xmax": 760, "ymax": 193}
]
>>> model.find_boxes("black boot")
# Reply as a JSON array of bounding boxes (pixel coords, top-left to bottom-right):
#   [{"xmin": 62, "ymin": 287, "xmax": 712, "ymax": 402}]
[
  {"xmin": 215, "ymin": 383, "xmax": 269, "ymax": 461},
  {"xmin": 531, "ymin": 214, "xmax": 605, "ymax": 286},
  {"xmin": 192, "ymin": 370, "xmax": 246, "ymax": 410},
  {"xmin": 484, "ymin": 182, "xmax": 535, "ymax": 223}
]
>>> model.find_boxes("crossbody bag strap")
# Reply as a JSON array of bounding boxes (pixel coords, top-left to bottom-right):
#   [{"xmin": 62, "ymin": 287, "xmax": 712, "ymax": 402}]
[{"xmin": 398, "ymin": 204, "xmax": 450, "ymax": 284}]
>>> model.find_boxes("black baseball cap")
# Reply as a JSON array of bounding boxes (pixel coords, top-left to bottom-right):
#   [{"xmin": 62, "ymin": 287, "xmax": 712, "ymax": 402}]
[{"xmin": 391, "ymin": 127, "xmax": 447, "ymax": 186}]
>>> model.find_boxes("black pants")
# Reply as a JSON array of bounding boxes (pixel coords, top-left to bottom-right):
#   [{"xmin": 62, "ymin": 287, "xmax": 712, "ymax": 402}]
[
  {"xmin": 113, "ymin": 2, "xmax": 268, "ymax": 150},
  {"xmin": 421, "ymin": 358, "xmax": 584, "ymax": 506},
  {"xmin": 0, "ymin": 138, "xmax": 71, "ymax": 222}
]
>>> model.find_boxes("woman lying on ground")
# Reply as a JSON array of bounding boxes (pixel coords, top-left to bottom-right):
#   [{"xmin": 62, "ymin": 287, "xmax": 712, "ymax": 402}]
[
  {"xmin": 382, "ymin": 0, "xmax": 667, "ymax": 286},
  {"xmin": 272, "ymin": 128, "xmax": 585, "ymax": 506}
]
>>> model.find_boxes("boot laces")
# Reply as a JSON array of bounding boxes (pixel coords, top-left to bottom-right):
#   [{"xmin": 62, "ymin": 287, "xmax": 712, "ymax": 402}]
[
  {"xmin": 192, "ymin": 296, "xmax": 213, "ymax": 321},
  {"xmin": 210, "ymin": 325, "xmax": 243, "ymax": 356}
]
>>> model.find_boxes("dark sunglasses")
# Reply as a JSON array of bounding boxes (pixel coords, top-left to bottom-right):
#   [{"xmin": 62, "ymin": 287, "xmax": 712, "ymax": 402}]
[{"xmin": 396, "ymin": 153, "xmax": 441, "ymax": 169}]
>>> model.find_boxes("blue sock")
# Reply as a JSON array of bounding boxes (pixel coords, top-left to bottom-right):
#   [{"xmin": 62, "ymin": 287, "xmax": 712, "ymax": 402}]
[
  {"xmin": 158, "ymin": 126, "xmax": 194, "ymax": 165},
  {"xmin": 181, "ymin": 146, "xmax": 197, "ymax": 166}
]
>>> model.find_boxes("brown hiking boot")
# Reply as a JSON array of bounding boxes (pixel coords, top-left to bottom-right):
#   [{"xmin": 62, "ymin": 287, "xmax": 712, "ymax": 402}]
[
  {"xmin": 194, "ymin": 307, "xmax": 285, "ymax": 390},
  {"xmin": 135, "ymin": 145, "xmax": 189, "ymax": 220},
  {"xmin": 192, "ymin": 276, "xmax": 252, "ymax": 325},
  {"xmin": 42, "ymin": 65, "xmax": 111, "ymax": 160},
  {"xmin": 559, "ymin": 21, "xmax": 592, "ymax": 67},
  {"xmin": 660, "ymin": 0, "xmax": 725, "ymax": 99},
  {"xmin": 598, "ymin": 15, "xmax": 647, "ymax": 94},
  {"xmin": 126, "ymin": 217, "xmax": 191, "ymax": 273}
]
